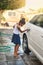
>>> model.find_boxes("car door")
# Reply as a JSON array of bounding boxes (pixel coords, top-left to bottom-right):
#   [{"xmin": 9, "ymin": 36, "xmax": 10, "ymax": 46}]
[{"xmin": 28, "ymin": 14, "xmax": 43, "ymax": 63}]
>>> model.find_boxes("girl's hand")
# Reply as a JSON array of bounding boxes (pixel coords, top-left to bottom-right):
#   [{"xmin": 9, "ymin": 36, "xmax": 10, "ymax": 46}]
[{"xmin": 26, "ymin": 29, "xmax": 30, "ymax": 32}]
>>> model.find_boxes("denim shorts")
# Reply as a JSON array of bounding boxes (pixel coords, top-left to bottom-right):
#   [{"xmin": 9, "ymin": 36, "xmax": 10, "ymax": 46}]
[{"xmin": 11, "ymin": 34, "xmax": 21, "ymax": 45}]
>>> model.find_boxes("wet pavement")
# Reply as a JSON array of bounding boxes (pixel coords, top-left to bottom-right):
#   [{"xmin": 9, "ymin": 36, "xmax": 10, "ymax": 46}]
[
  {"xmin": 0, "ymin": 53, "xmax": 25, "ymax": 65},
  {"xmin": 0, "ymin": 52, "xmax": 43, "ymax": 65},
  {"xmin": 21, "ymin": 53, "xmax": 43, "ymax": 65},
  {"xmin": 0, "ymin": 29, "xmax": 25, "ymax": 65}
]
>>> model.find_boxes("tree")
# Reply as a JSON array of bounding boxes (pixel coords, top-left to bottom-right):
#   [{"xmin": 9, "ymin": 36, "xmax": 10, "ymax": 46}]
[
  {"xmin": 0, "ymin": 0, "xmax": 25, "ymax": 10},
  {"xmin": 0, "ymin": 0, "xmax": 9, "ymax": 10},
  {"xmin": 0, "ymin": 0, "xmax": 9, "ymax": 23},
  {"xmin": 0, "ymin": 0, "xmax": 25, "ymax": 23},
  {"xmin": 9, "ymin": 0, "xmax": 25, "ymax": 9}
]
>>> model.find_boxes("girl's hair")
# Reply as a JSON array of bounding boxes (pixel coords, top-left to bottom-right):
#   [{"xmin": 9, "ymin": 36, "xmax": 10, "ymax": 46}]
[{"xmin": 19, "ymin": 18, "xmax": 26, "ymax": 25}]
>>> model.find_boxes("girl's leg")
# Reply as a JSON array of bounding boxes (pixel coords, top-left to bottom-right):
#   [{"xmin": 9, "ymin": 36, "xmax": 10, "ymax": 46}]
[
  {"xmin": 14, "ymin": 45, "xmax": 17, "ymax": 56},
  {"xmin": 14, "ymin": 44, "xmax": 20, "ymax": 57},
  {"xmin": 16, "ymin": 44, "xmax": 20, "ymax": 55}
]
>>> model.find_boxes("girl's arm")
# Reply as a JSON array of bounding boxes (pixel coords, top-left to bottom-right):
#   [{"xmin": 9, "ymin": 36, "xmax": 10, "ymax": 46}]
[{"xmin": 17, "ymin": 25, "xmax": 28, "ymax": 33}]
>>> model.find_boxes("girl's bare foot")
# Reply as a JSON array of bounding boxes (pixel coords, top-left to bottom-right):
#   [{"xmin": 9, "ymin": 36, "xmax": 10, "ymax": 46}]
[{"xmin": 14, "ymin": 53, "xmax": 18, "ymax": 57}]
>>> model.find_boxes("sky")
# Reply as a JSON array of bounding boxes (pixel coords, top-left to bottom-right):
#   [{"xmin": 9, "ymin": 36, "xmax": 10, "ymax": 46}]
[{"xmin": 25, "ymin": 0, "xmax": 43, "ymax": 10}]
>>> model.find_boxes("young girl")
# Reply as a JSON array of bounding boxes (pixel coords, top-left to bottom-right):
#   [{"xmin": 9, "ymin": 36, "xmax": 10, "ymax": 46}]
[{"xmin": 11, "ymin": 18, "xmax": 28, "ymax": 58}]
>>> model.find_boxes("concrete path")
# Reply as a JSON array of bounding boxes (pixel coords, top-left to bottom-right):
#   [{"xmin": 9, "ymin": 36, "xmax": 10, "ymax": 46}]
[
  {"xmin": 0, "ymin": 29, "xmax": 25, "ymax": 65},
  {"xmin": 0, "ymin": 53, "xmax": 25, "ymax": 65}
]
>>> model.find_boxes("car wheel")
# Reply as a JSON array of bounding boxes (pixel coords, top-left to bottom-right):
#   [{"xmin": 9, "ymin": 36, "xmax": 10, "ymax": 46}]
[{"xmin": 22, "ymin": 34, "xmax": 31, "ymax": 54}]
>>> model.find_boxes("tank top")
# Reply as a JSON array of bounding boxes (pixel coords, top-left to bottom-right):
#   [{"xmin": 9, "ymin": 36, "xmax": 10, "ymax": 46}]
[{"xmin": 13, "ymin": 24, "xmax": 20, "ymax": 34}]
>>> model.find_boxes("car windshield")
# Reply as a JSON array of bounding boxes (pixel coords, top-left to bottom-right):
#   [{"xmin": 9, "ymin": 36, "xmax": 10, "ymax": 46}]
[{"xmin": 30, "ymin": 14, "xmax": 43, "ymax": 28}]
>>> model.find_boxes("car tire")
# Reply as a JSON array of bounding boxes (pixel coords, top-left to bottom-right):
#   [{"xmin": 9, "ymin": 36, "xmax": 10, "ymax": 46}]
[{"xmin": 22, "ymin": 33, "xmax": 31, "ymax": 55}]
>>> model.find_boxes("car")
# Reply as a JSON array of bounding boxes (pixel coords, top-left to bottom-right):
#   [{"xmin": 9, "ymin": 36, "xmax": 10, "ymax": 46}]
[{"xmin": 22, "ymin": 14, "xmax": 43, "ymax": 63}]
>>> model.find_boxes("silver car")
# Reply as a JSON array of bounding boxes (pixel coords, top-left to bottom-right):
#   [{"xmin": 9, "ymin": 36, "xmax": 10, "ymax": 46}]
[{"xmin": 22, "ymin": 14, "xmax": 43, "ymax": 63}]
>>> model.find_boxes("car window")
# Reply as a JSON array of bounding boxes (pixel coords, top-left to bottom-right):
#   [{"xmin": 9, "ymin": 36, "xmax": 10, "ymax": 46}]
[
  {"xmin": 30, "ymin": 15, "xmax": 43, "ymax": 28},
  {"xmin": 37, "ymin": 15, "xmax": 43, "ymax": 27}
]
